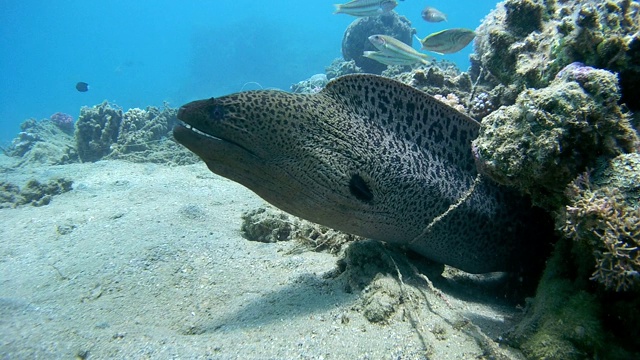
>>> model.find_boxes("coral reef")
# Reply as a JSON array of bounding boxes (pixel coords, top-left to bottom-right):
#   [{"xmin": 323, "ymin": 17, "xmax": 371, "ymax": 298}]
[
  {"xmin": 324, "ymin": 58, "xmax": 362, "ymax": 80},
  {"xmin": 386, "ymin": 62, "xmax": 484, "ymax": 117},
  {"xmin": 4, "ymin": 118, "xmax": 78, "ymax": 166},
  {"xmin": 106, "ymin": 104, "xmax": 195, "ymax": 164},
  {"xmin": 341, "ymin": 12, "xmax": 415, "ymax": 74},
  {"xmin": 0, "ymin": 177, "xmax": 73, "ymax": 208},
  {"xmin": 472, "ymin": 0, "xmax": 640, "ymax": 111},
  {"xmin": 466, "ymin": 2, "xmax": 640, "ymax": 356},
  {"xmin": 49, "ymin": 112, "xmax": 74, "ymax": 134},
  {"xmin": 472, "ymin": 65, "xmax": 639, "ymax": 208},
  {"xmin": 291, "ymin": 73, "xmax": 329, "ymax": 94},
  {"xmin": 433, "ymin": 93, "xmax": 466, "ymax": 113},
  {"xmin": 560, "ymin": 153, "xmax": 640, "ymax": 292},
  {"xmin": 468, "ymin": 91, "xmax": 496, "ymax": 120},
  {"xmin": 111, "ymin": 106, "xmax": 175, "ymax": 153},
  {"xmin": 75, "ymin": 101, "xmax": 123, "ymax": 162},
  {"xmin": 75, "ymin": 101, "xmax": 197, "ymax": 165}
]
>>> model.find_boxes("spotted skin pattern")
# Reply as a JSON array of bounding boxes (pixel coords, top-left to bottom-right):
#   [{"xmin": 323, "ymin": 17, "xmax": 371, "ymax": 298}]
[{"xmin": 174, "ymin": 74, "xmax": 551, "ymax": 273}]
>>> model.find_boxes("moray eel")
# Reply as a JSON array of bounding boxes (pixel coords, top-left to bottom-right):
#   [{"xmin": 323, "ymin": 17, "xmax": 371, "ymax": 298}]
[{"xmin": 174, "ymin": 74, "xmax": 551, "ymax": 274}]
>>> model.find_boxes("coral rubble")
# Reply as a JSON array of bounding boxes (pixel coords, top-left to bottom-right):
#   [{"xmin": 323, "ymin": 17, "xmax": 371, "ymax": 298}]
[{"xmin": 241, "ymin": 206, "xmax": 359, "ymax": 254}]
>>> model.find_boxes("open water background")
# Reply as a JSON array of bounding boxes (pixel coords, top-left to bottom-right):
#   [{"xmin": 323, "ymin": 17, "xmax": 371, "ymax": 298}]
[{"xmin": 0, "ymin": 0, "xmax": 496, "ymax": 142}]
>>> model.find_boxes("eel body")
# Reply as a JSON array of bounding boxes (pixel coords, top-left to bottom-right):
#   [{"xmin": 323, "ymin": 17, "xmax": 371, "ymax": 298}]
[{"xmin": 174, "ymin": 74, "xmax": 550, "ymax": 273}]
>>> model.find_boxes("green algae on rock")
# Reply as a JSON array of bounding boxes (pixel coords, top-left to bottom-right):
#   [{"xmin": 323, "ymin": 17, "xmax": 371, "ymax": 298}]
[
  {"xmin": 505, "ymin": 237, "xmax": 607, "ymax": 359},
  {"xmin": 472, "ymin": 65, "xmax": 639, "ymax": 209},
  {"xmin": 505, "ymin": 233, "xmax": 640, "ymax": 359},
  {"xmin": 0, "ymin": 177, "xmax": 73, "ymax": 208}
]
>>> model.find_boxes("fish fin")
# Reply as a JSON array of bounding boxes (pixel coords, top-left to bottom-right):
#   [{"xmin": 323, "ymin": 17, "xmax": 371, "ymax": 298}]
[
  {"xmin": 333, "ymin": 4, "xmax": 342, "ymax": 14},
  {"xmin": 413, "ymin": 34, "xmax": 422, "ymax": 43}
]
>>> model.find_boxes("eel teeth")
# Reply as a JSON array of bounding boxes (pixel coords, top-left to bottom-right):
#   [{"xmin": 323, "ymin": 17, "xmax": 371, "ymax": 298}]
[{"xmin": 182, "ymin": 122, "xmax": 222, "ymax": 140}]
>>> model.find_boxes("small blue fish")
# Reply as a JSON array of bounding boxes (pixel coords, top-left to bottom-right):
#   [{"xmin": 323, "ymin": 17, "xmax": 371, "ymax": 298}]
[{"xmin": 75, "ymin": 82, "xmax": 89, "ymax": 92}]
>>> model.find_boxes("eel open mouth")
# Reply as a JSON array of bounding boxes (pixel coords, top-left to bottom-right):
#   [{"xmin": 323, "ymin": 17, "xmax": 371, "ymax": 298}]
[
  {"xmin": 174, "ymin": 121, "xmax": 222, "ymax": 141},
  {"xmin": 173, "ymin": 106, "xmax": 256, "ymax": 157}
]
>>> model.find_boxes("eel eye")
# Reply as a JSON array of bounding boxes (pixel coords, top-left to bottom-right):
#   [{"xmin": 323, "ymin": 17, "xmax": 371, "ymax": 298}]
[
  {"xmin": 349, "ymin": 174, "xmax": 373, "ymax": 202},
  {"xmin": 209, "ymin": 104, "xmax": 225, "ymax": 120}
]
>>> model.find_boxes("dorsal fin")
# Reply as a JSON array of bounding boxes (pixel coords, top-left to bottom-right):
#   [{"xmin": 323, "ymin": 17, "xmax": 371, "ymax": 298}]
[{"xmin": 320, "ymin": 74, "xmax": 480, "ymax": 173}]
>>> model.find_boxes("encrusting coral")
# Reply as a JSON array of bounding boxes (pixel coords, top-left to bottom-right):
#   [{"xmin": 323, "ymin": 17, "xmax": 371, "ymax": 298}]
[
  {"xmin": 467, "ymin": 1, "xmax": 640, "ymax": 356},
  {"xmin": 472, "ymin": 64, "xmax": 639, "ymax": 209},
  {"xmin": 472, "ymin": 0, "xmax": 640, "ymax": 111}
]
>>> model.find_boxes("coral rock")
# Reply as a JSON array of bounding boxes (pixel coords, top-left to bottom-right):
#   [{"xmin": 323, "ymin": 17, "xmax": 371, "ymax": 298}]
[
  {"xmin": 472, "ymin": 67, "xmax": 639, "ymax": 208},
  {"xmin": 341, "ymin": 12, "xmax": 414, "ymax": 74}
]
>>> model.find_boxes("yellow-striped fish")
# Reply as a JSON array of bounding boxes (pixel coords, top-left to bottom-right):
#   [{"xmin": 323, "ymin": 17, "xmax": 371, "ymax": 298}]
[
  {"xmin": 419, "ymin": 28, "xmax": 476, "ymax": 55},
  {"xmin": 368, "ymin": 34, "xmax": 432, "ymax": 65},
  {"xmin": 363, "ymin": 51, "xmax": 424, "ymax": 66},
  {"xmin": 334, "ymin": 0, "xmax": 398, "ymax": 17}
]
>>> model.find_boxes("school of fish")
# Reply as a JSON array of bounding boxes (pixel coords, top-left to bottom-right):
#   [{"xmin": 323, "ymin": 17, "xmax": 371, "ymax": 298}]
[{"xmin": 334, "ymin": 1, "xmax": 475, "ymax": 66}]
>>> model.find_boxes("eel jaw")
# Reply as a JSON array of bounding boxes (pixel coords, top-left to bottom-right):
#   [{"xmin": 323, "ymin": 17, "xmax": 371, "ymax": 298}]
[
  {"xmin": 173, "ymin": 113, "xmax": 256, "ymax": 161},
  {"xmin": 172, "ymin": 122, "xmax": 225, "ymax": 162}
]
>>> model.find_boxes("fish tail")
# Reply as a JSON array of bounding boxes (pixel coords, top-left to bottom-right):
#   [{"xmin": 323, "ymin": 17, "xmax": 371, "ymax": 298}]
[{"xmin": 419, "ymin": 53, "xmax": 432, "ymax": 64}]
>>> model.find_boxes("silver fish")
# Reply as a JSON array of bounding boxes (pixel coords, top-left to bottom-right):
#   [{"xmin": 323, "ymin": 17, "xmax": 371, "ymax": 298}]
[
  {"xmin": 421, "ymin": 6, "xmax": 447, "ymax": 22},
  {"xmin": 368, "ymin": 34, "xmax": 432, "ymax": 65},
  {"xmin": 334, "ymin": 0, "xmax": 398, "ymax": 17},
  {"xmin": 363, "ymin": 51, "xmax": 425, "ymax": 66},
  {"xmin": 419, "ymin": 28, "xmax": 476, "ymax": 55}
]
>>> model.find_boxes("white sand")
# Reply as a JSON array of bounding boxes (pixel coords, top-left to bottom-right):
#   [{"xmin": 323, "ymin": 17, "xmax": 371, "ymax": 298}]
[{"xmin": 0, "ymin": 158, "xmax": 525, "ymax": 359}]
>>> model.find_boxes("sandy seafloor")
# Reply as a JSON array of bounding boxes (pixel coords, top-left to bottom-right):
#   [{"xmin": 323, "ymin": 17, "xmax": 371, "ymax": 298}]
[{"xmin": 0, "ymin": 156, "xmax": 527, "ymax": 359}]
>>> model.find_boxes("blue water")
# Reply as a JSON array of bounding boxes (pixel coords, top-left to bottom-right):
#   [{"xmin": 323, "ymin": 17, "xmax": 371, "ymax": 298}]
[{"xmin": 0, "ymin": 1, "xmax": 496, "ymax": 143}]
